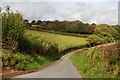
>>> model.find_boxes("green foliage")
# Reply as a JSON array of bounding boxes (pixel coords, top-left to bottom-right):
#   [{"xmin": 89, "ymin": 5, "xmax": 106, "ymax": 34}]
[
  {"xmin": 2, "ymin": 49, "xmax": 54, "ymax": 70},
  {"xmin": 87, "ymin": 34, "xmax": 106, "ymax": 46},
  {"xmin": 77, "ymin": 21, "xmax": 87, "ymax": 34},
  {"xmin": 95, "ymin": 24, "xmax": 119, "ymax": 40},
  {"xmin": 30, "ymin": 20, "xmax": 96, "ymax": 34},
  {"xmin": 112, "ymin": 25, "xmax": 120, "ymax": 40},
  {"xmin": 87, "ymin": 24, "xmax": 119, "ymax": 46},
  {"xmin": 2, "ymin": 49, "xmax": 15, "ymax": 67},
  {"xmin": 18, "ymin": 30, "xmax": 59, "ymax": 60},
  {"xmin": 85, "ymin": 23, "xmax": 96, "ymax": 34},
  {"xmin": 2, "ymin": 5, "xmax": 26, "ymax": 51},
  {"xmin": 13, "ymin": 53, "xmax": 26, "ymax": 61},
  {"xmin": 2, "ymin": 50, "xmax": 12, "ymax": 60},
  {"xmin": 70, "ymin": 42, "xmax": 120, "ymax": 78}
]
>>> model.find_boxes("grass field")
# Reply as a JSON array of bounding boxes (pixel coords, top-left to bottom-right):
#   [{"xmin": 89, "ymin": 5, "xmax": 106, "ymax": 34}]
[
  {"xmin": 26, "ymin": 30, "xmax": 87, "ymax": 52},
  {"xmin": 30, "ymin": 25, "xmax": 90, "ymax": 38}
]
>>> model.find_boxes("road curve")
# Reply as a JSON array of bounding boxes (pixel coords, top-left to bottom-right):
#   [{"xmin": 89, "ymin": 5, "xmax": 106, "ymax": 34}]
[{"xmin": 13, "ymin": 52, "xmax": 82, "ymax": 78}]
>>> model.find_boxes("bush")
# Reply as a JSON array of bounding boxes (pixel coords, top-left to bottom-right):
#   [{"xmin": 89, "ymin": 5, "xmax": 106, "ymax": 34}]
[
  {"xmin": 2, "ymin": 49, "xmax": 54, "ymax": 70},
  {"xmin": 13, "ymin": 53, "xmax": 26, "ymax": 61},
  {"xmin": 18, "ymin": 34, "xmax": 44, "ymax": 54},
  {"xmin": 2, "ymin": 5, "xmax": 26, "ymax": 51},
  {"xmin": 2, "ymin": 49, "xmax": 14, "ymax": 67},
  {"xmin": 47, "ymin": 43, "xmax": 60, "ymax": 60},
  {"xmin": 86, "ymin": 34, "xmax": 106, "ymax": 46},
  {"xmin": 95, "ymin": 24, "xmax": 119, "ymax": 40},
  {"xmin": 18, "ymin": 32, "xmax": 59, "ymax": 55},
  {"xmin": 47, "ymin": 43, "xmax": 59, "ymax": 54},
  {"xmin": 85, "ymin": 23, "xmax": 96, "ymax": 34},
  {"xmin": 112, "ymin": 25, "xmax": 120, "ymax": 40},
  {"xmin": 87, "ymin": 24, "xmax": 118, "ymax": 46},
  {"xmin": 2, "ymin": 50, "xmax": 12, "ymax": 60},
  {"xmin": 33, "ymin": 54, "xmax": 46, "ymax": 63}
]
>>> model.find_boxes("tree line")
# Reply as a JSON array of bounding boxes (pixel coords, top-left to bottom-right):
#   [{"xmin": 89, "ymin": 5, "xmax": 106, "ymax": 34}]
[
  {"xmin": 28, "ymin": 20, "xmax": 120, "ymax": 46},
  {"xmin": 28, "ymin": 20, "xmax": 97, "ymax": 34}
]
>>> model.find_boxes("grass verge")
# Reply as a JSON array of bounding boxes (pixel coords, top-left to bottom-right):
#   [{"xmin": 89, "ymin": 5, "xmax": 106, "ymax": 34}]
[{"xmin": 70, "ymin": 42, "xmax": 120, "ymax": 78}]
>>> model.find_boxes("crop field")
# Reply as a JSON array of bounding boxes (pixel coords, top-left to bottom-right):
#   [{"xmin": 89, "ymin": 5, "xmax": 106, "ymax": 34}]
[{"xmin": 26, "ymin": 30, "xmax": 87, "ymax": 52}]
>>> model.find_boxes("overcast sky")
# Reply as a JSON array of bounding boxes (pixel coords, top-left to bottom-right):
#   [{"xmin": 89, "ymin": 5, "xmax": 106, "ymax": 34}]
[{"xmin": 1, "ymin": 0, "xmax": 120, "ymax": 25}]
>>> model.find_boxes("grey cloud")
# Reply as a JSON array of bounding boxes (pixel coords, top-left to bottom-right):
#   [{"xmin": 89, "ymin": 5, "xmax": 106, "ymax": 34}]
[
  {"xmin": 55, "ymin": 2, "xmax": 117, "ymax": 25},
  {"xmin": 2, "ymin": 2, "xmax": 118, "ymax": 25},
  {"xmin": 107, "ymin": 0, "xmax": 119, "ymax": 2},
  {"xmin": 2, "ymin": 2, "xmax": 56, "ymax": 21}
]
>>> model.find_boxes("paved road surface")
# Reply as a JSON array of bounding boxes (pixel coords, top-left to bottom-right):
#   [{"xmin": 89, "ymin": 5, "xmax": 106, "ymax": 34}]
[{"xmin": 13, "ymin": 52, "xmax": 82, "ymax": 78}]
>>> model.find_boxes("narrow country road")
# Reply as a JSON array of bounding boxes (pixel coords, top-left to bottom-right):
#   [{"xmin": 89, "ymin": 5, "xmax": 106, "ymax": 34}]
[{"xmin": 13, "ymin": 52, "xmax": 82, "ymax": 78}]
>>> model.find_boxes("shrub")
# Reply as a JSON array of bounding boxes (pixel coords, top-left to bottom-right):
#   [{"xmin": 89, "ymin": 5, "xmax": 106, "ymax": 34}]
[
  {"xmin": 95, "ymin": 24, "xmax": 119, "ymax": 40},
  {"xmin": 2, "ymin": 49, "xmax": 54, "ymax": 70},
  {"xmin": 87, "ymin": 24, "xmax": 118, "ymax": 46},
  {"xmin": 85, "ymin": 23, "xmax": 96, "ymax": 34},
  {"xmin": 47, "ymin": 43, "xmax": 59, "ymax": 54},
  {"xmin": 2, "ymin": 5, "xmax": 26, "ymax": 51},
  {"xmin": 2, "ymin": 49, "xmax": 13, "ymax": 67},
  {"xmin": 13, "ymin": 53, "xmax": 26, "ymax": 61},
  {"xmin": 18, "ymin": 32, "xmax": 59, "ymax": 55},
  {"xmin": 112, "ymin": 25, "xmax": 120, "ymax": 40},
  {"xmin": 18, "ymin": 34, "xmax": 44, "ymax": 54},
  {"xmin": 2, "ymin": 50, "xmax": 12, "ymax": 60},
  {"xmin": 86, "ymin": 34, "xmax": 106, "ymax": 46}
]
